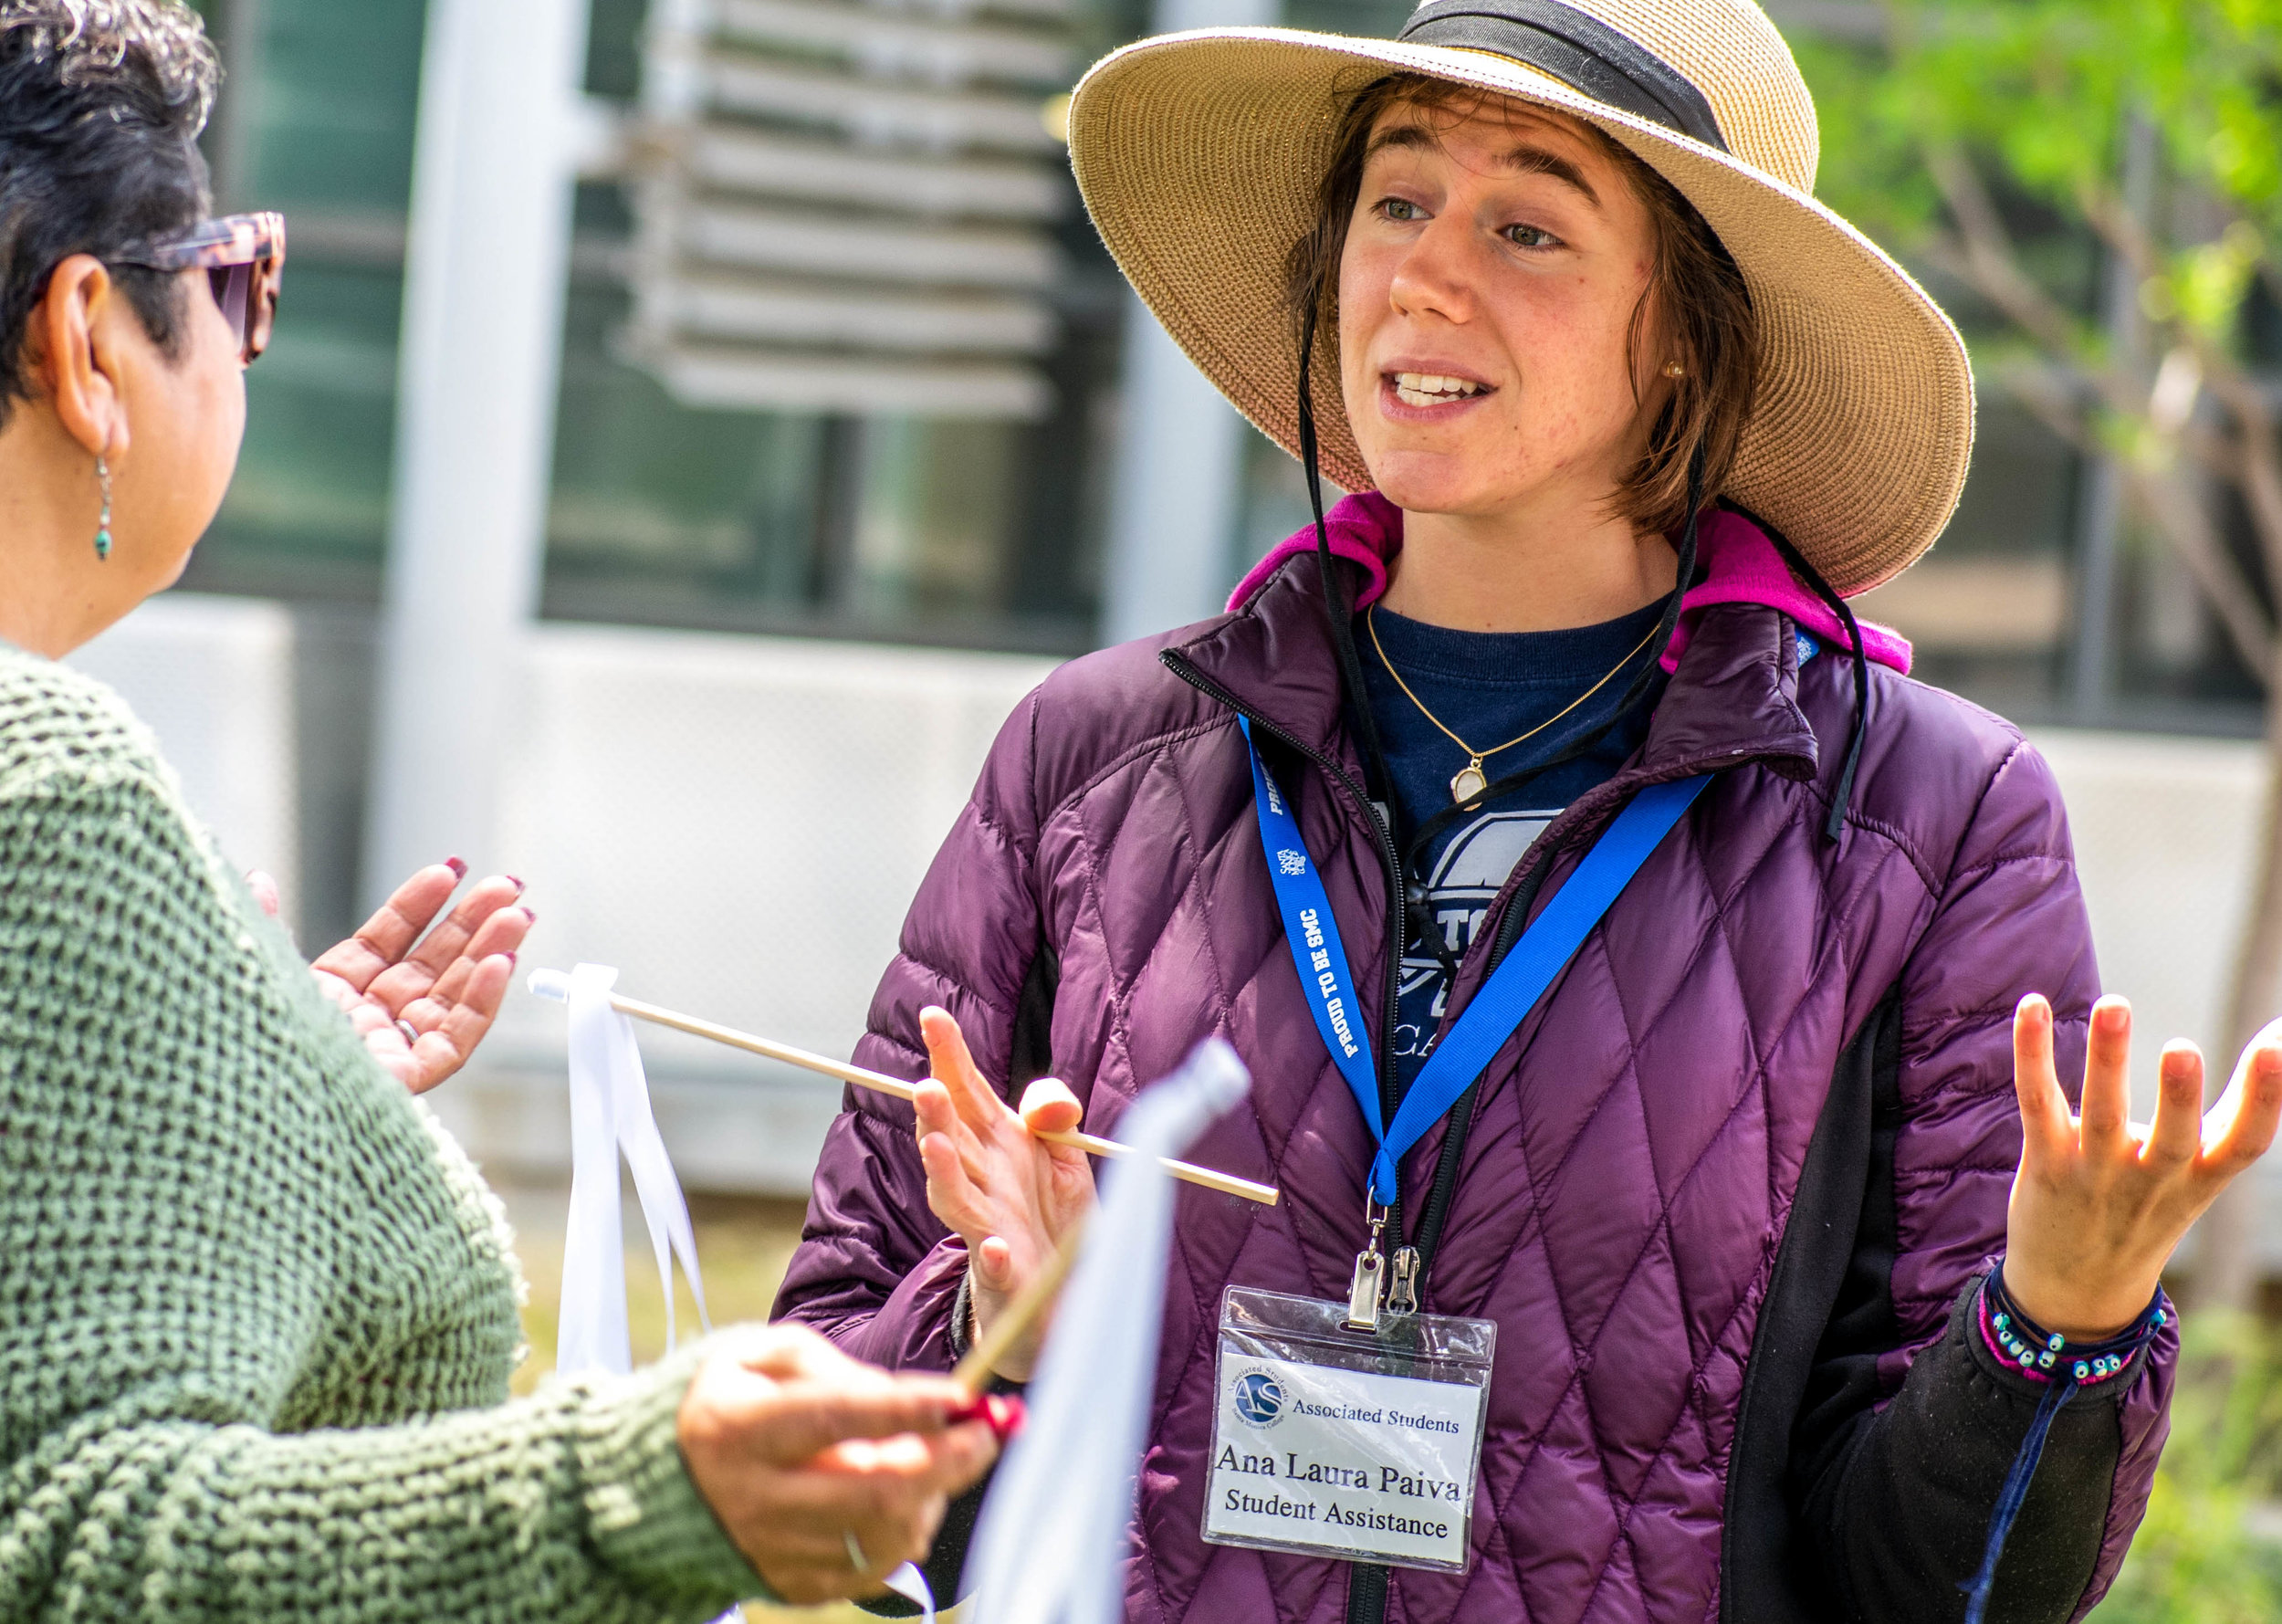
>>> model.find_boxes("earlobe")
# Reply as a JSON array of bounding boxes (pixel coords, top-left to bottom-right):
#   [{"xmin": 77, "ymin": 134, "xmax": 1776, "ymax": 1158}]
[{"xmin": 36, "ymin": 255, "xmax": 127, "ymax": 462}]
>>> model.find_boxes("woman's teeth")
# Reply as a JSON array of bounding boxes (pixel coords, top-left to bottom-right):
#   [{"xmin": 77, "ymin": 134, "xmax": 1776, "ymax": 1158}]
[{"xmin": 1391, "ymin": 372, "xmax": 1484, "ymax": 408}]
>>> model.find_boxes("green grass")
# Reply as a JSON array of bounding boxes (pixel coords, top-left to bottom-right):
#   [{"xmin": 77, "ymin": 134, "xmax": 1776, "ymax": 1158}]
[
  {"xmin": 2089, "ymin": 1312, "xmax": 2282, "ymax": 1622},
  {"xmin": 503, "ymin": 1188, "xmax": 2282, "ymax": 1619},
  {"xmin": 508, "ymin": 1192, "xmax": 893, "ymax": 1622}
]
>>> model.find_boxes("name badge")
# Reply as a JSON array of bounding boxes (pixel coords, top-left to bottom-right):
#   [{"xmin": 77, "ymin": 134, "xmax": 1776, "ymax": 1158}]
[{"xmin": 1202, "ymin": 1286, "xmax": 1495, "ymax": 1573}]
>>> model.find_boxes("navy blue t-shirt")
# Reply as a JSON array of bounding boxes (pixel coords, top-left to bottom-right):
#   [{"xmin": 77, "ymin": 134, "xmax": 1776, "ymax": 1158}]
[{"xmin": 1355, "ymin": 601, "xmax": 1666, "ymax": 1088}]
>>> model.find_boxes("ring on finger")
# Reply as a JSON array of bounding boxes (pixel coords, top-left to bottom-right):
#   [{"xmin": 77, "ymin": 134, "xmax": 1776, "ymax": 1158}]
[
  {"xmin": 843, "ymin": 1527, "xmax": 868, "ymax": 1573},
  {"xmin": 395, "ymin": 1018, "xmax": 420, "ymax": 1044}
]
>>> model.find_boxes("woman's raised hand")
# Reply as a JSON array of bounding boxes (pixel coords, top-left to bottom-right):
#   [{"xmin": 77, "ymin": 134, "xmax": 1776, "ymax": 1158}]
[
  {"xmin": 678, "ymin": 1324, "xmax": 998, "ymax": 1605},
  {"xmin": 912, "ymin": 1006, "xmax": 1095, "ymax": 1380},
  {"xmin": 2005, "ymin": 993, "xmax": 2282, "ymax": 1340},
  {"xmin": 305, "ymin": 860, "xmax": 534, "ymax": 1095}
]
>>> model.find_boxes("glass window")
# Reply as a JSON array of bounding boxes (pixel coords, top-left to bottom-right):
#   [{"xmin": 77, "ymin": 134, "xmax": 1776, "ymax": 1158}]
[
  {"xmin": 187, "ymin": 0, "xmax": 1117, "ymax": 651},
  {"xmin": 242, "ymin": 0, "xmax": 430, "ymax": 212},
  {"xmin": 180, "ymin": 0, "xmax": 427, "ymax": 602},
  {"xmin": 536, "ymin": 0, "xmax": 1116, "ymax": 653},
  {"xmin": 542, "ymin": 276, "xmax": 830, "ymax": 629},
  {"xmin": 182, "ymin": 263, "xmax": 405, "ymax": 602}
]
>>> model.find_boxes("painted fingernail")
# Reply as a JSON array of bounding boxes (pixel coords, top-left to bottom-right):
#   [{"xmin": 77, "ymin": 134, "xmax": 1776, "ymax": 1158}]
[
  {"xmin": 507, "ymin": 874, "xmax": 527, "ymax": 892},
  {"xmin": 516, "ymin": 906, "xmax": 536, "ymax": 925},
  {"xmin": 504, "ymin": 951, "xmax": 518, "ymax": 969},
  {"xmin": 445, "ymin": 856, "xmax": 467, "ymax": 880}
]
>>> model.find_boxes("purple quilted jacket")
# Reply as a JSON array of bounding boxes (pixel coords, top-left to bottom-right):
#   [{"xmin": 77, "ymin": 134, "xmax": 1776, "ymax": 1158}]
[{"xmin": 777, "ymin": 550, "xmax": 2175, "ymax": 1623}]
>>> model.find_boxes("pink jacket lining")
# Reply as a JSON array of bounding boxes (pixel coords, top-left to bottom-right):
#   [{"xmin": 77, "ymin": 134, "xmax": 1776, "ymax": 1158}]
[{"xmin": 1227, "ymin": 493, "xmax": 1913, "ymax": 676}]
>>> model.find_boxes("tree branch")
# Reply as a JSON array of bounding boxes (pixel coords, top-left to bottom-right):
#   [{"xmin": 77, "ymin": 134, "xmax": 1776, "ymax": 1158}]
[
  {"xmin": 1996, "ymin": 357, "xmax": 2275, "ymax": 683},
  {"xmin": 1923, "ymin": 144, "xmax": 2088, "ymax": 360},
  {"xmin": 2078, "ymin": 184, "xmax": 2282, "ymax": 591},
  {"xmin": 2125, "ymin": 464, "xmax": 2278, "ymax": 686}
]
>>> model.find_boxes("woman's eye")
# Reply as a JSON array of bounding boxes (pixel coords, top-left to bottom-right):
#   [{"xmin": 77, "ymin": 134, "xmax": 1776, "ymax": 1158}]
[
  {"xmin": 1377, "ymin": 197, "xmax": 1426, "ymax": 223},
  {"xmin": 1505, "ymin": 223, "xmax": 1561, "ymax": 249}
]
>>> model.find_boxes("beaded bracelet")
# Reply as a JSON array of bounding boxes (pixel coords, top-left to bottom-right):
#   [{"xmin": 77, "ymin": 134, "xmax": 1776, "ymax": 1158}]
[
  {"xmin": 1977, "ymin": 1263, "xmax": 2169, "ymax": 1387},
  {"xmin": 1961, "ymin": 1263, "xmax": 2170, "ymax": 1624}
]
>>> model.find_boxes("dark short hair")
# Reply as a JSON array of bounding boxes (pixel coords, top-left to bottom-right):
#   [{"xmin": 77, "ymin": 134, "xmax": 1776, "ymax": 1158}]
[
  {"xmin": 1284, "ymin": 74, "xmax": 1759, "ymax": 540},
  {"xmin": 0, "ymin": 0, "xmax": 219, "ymax": 426}
]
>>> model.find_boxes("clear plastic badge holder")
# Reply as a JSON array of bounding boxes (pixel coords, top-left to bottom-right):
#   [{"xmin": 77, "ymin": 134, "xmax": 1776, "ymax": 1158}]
[{"xmin": 1204, "ymin": 1285, "xmax": 1496, "ymax": 1573}]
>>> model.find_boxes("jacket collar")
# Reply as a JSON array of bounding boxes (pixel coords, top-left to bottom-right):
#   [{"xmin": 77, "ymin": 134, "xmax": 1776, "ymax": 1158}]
[
  {"xmin": 1164, "ymin": 548, "xmax": 1821, "ymax": 786},
  {"xmin": 1225, "ymin": 495, "xmax": 1913, "ymax": 679}
]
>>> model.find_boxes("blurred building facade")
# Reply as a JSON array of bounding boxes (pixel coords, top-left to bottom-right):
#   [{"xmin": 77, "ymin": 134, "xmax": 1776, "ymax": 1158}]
[{"xmin": 89, "ymin": 0, "xmax": 2277, "ymax": 1257}]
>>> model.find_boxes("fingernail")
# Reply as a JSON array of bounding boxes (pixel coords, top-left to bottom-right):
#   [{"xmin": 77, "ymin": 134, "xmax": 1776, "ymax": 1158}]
[
  {"xmin": 507, "ymin": 874, "xmax": 527, "ymax": 893},
  {"xmin": 445, "ymin": 856, "xmax": 466, "ymax": 880},
  {"xmin": 516, "ymin": 906, "xmax": 536, "ymax": 925},
  {"xmin": 504, "ymin": 950, "xmax": 518, "ymax": 969}
]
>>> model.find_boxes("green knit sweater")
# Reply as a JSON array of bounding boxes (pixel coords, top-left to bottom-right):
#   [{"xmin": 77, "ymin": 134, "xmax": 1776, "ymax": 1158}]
[{"xmin": 0, "ymin": 646, "xmax": 760, "ymax": 1619}]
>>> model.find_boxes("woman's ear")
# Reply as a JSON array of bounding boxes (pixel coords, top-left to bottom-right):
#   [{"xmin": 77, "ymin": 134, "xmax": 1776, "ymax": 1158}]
[{"xmin": 32, "ymin": 255, "xmax": 131, "ymax": 462}]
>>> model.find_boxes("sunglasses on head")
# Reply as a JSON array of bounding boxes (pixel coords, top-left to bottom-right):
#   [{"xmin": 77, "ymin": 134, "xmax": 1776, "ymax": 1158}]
[{"xmin": 112, "ymin": 211, "xmax": 288, "ymax": 366}]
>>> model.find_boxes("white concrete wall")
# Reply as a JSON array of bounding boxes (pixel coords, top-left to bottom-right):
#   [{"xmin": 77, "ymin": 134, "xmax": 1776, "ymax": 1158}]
[
  {"xmin": 64, "ymin": 597, "xmax": 2282, "ymax": 1247},
  {"xmin": 68, "ymin": 593, "xmax": 299, "ymax": 899},
  {"xmin": 2032, "ymin": 728, "xmax": 2267, "ymax": 1103},
  {"xmin": 454, "ymin": 622, "xmax": 1055, "ymax": 1192},
  {"xmin": 2032, "ymin": 728, "xmax": 2281, "ymax": 1270}
]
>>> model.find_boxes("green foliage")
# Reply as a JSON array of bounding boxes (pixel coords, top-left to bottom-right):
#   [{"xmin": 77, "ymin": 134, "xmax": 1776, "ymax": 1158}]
[
  {"xmin": 2090, "ymin": 1312, "xmax": 2282, "ymax": 1620},
  {"xmin": 1810, "ymin": 0, "xmax": 2282, "ymax": 220},
  {"xmin": 1797, "ymin": 0, "xmax": 2282, "ymax": 356}
]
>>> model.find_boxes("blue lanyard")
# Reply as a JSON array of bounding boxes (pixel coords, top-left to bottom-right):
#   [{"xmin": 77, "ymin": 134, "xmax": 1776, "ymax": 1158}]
[{"xmin": 1242, "ymin": 718, "xmax": 1711, "ymax": 1207}]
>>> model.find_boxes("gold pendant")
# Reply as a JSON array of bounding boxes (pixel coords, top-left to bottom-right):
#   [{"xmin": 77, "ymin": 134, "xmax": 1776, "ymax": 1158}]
[{"xmin": 1450, "ymin": 760, "xmax": 1488, "ymax": 805}]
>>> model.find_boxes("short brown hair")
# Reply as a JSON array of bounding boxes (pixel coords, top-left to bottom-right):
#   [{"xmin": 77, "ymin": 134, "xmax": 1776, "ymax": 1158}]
[{"xmin": 1284, "ymin": 75, "xmax": 1758, "ymax": 540}]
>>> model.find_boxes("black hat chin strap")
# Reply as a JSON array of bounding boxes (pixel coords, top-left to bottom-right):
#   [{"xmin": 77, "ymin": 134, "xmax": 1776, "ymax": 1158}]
[
  {"xmin": 1297, "ymin": 304, "xmax": 1395, "ymax": 803},
  {"xmin": 1740, "ymin": 508, "xmax": 1869, "ymax": 843},
  {"xmin": 1294, "ymin": 310, "xmax": 1707, "ymax": 890}
]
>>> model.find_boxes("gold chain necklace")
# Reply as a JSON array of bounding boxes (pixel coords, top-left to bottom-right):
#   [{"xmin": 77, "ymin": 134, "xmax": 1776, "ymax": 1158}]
[{"xmin": 1366, "ymin": 605, "xmax": 1659, "ymax": 806}]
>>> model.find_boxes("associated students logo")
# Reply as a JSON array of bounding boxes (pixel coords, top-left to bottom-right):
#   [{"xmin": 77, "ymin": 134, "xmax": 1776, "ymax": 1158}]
[
  {"xmin": 1276, "ymin": 849, "xmax": 1309, "ymax": 876},
  {"xmin": 1232, "ymin": 1370, "xmax": 1287, "ymax": 1427}
]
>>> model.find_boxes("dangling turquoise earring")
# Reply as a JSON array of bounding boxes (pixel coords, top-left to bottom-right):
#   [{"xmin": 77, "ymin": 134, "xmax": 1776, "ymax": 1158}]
[{"xmin": 93, "ymin": 456, "xmax": 113, "ymax": 561}]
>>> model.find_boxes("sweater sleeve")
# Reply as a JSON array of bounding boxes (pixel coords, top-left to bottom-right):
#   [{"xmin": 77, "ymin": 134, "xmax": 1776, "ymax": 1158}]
[
  {"xmin": 0, "ymin": 669, "xmax": 759, "ymax": 1621},
  {"xmin": 1791, "ymin": 738, "xmax": 2175, "ymax": 1623},
  {"xmin": 772, "ymin": 690, "xmax": 1050, "ymax": 1373}
]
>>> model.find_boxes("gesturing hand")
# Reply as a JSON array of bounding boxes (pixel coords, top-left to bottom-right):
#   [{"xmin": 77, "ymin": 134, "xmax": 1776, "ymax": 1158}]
[
  {"xmin": 912, "ymin": 1006, "xmax": 1095, "ymax": 1381},
  {"xmin": 2005, "ymin": 993, "xmax": 2282, "ymax": 1340},
  {"xmin": 678, "ymin": 1324, "xmax": 997, "ymax": 1606},
  {"xmin": 304, "ymin": 860, "xmax": 533, "ymax": 1095}
]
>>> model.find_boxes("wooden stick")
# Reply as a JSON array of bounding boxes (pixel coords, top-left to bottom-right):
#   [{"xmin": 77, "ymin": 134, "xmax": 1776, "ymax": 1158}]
[
  {"xmin": 950, "ymin": 1216, "xmax": 1087, "ymax": 1396},
  {"xmin": 579, "ymin": 985, "xmax": 1280, "ymax": 1208}
]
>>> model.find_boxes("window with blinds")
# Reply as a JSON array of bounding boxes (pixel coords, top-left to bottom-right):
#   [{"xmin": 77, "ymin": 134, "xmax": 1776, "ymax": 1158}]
[{"xmin": 623, "ymin": 0, "xmax": 1075, "ymax": 421}]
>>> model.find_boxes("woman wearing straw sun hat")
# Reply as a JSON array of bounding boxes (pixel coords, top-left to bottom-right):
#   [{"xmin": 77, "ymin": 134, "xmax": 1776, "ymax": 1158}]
[{"xmin": 779, "ymin": 1, "xmax": 2282, "ymax": 1619}]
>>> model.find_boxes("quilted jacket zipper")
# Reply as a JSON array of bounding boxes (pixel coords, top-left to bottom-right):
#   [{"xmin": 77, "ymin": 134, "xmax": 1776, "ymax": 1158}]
[
  {"xmin": 1163, "ymin": 644, "xmax": 1459, "ymax": 1624},
  {"xmin": 1165, "ymin": 644, "xmax": 1782, "ymax": 1624}
]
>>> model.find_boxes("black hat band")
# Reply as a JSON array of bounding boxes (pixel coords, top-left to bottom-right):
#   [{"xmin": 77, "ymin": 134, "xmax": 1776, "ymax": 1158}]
[{"xmin": 1397, "ymin": 0, "xmax": 1729, "ymax": 152}]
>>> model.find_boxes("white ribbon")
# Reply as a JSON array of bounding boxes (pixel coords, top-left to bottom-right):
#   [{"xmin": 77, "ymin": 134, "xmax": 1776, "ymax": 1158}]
[
  {"xmin": 883, "ymin": 1566, "xmax": 937, "ymax": 1620},
  {"xmin": 966, "ymin": 1039, "xmax": 1252, "ymax": 1624},
  {"xmin": 550, "ymin": 963, "xmax": 933, "ymax": 1620},
  {"xmin": 560, "ymin": 963, "xmax": 712, "ymax": 1373}
]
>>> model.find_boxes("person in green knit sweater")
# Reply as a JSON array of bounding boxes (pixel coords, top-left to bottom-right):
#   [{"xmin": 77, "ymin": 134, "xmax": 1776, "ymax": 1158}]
[{"xmin": 0, "ymin": 3, "xmax": 998, "ymax": 1617}]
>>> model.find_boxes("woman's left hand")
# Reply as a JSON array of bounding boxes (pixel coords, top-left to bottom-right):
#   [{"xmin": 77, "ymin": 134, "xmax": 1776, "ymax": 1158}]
[
  {"xmin": 280, "ymin": 861, "xmax": 534, "ymax": 1095},
  {"xmin": 2005, "ymin": 992, "xmax": 2282, "ymax": 1340}
]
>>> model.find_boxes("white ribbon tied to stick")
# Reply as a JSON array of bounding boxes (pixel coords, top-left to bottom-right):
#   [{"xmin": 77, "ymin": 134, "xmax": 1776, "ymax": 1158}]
[
  {"xmin": 966, "ymin": 1038, "xmax": 1253, "ymax": 1624},
  {"xmin": 559, "ymin": 963, "xmax": 711, "ymax": 1372},
  {"xmin": 546, "ymin": 963, "xmax": 936, "ymax": 1619}
]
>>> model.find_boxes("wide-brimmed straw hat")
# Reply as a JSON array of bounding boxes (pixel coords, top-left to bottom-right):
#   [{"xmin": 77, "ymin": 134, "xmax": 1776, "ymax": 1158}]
[{"xmin": 1067, "ymin": 0, "xmax": 1973, "ymax": 597}]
